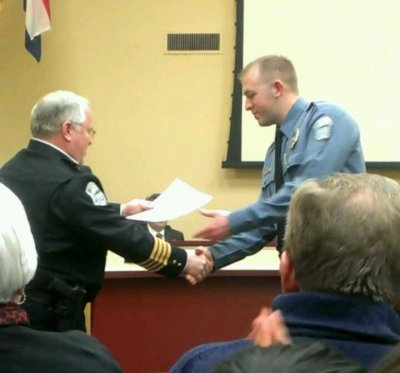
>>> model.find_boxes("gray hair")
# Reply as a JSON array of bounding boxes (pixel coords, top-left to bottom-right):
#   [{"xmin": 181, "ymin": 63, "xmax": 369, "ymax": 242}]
[
  {"xmin": 30, "ymin": 90, "xmax": 90, "ymax": 138},
  {"xmin": 285, "ymin": 173, "xmax": 400, "ymax": 304},
  {"xmin": 0, "ymin": 184, "xmax": 37, "ymax": 303}
]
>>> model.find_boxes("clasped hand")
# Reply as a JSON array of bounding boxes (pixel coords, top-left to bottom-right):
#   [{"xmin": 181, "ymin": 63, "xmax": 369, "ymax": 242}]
[
  {"xmin": 248, "ymin": 307, "xmax": 291, "ymax": 347},
  {"xmin": 183, "ymin": 247, "xmax": 214, "ymax": 286}
]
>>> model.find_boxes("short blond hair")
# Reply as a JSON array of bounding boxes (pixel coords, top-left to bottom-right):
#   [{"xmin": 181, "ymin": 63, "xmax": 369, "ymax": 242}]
[{"xmin": 239, "ymin": 55, "xmax": 298, "ymax": 94}]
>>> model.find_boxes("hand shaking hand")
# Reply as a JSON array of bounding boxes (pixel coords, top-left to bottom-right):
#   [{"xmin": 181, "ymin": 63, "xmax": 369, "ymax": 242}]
[{"xmin": 183, "ymin": 247, "xmax": 214, "ymax": 286}]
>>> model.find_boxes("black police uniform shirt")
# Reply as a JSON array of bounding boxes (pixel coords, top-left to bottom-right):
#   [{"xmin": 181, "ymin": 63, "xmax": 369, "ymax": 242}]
[{"xmin": 0, "ymin": 139, "xmax": 187, "ymax": 300}]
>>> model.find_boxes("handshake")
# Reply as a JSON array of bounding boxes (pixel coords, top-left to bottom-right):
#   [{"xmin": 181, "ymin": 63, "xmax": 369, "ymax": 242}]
[
  {"xmin": 181, "ymin": 208, "xmax": 232, "ymax": 285},
  {"xmin": 121, "ymin": 199, "xmax": 227, "ymax": 285},
  {"xmin": 182, "ymin": 247, "xmax": 214, "ymax": 286}
]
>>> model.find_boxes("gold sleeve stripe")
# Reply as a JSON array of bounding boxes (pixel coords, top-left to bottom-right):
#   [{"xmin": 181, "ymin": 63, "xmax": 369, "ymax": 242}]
[
  {"xmin": 137, "ymin": 239, "xmax": 172, "ymax": 272},
  {"xmin": 153, "ymin": 239, "xmax": 166, "ymax": 262}
]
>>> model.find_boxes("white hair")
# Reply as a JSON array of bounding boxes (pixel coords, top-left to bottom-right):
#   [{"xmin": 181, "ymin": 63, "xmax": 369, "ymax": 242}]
[
  {"xmin": 0, "ymin": 184, "xmax": 37, "ymax": 303},
  {"xmin": 30, "ymin": 90, "xmax": 90, "ymax": 138}
]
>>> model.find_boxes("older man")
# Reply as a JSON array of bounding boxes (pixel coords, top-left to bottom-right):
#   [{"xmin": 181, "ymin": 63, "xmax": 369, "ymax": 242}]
[
  {"xmin": 172, "ymin": 173, "xmax": 400, "ymax": 371},
  {"xmin": 0, "ymin": 90, "xmax": 210, "ymax": 331}
]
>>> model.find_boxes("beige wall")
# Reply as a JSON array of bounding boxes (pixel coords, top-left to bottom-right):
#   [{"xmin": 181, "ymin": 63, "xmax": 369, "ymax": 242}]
[
  {"xmin": 0, "ymin": 0, "xmax": 261, "ymax": 238},
  {"xmin": 0, "ymin": 0, "xmax": 398, "ymax": 238}
]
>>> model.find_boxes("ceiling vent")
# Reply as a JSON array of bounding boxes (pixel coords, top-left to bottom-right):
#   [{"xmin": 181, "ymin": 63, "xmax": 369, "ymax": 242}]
[{"xmin": 166, "ymin": 33, "xmax": 221, "ymax": 54}]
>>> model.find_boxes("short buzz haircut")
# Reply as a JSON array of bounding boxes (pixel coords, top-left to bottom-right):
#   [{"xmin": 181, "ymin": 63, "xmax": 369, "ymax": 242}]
[
  {"xmin": 285, "ymin": 173, "xmax": 400, "ymax": 304},
  {"xmin": 239, "ymin": 55, "xmax": 299, "ymax": 94},
  {"xmin": 30, "ymin": 90, "xmax": 90, "ymax": 138}
]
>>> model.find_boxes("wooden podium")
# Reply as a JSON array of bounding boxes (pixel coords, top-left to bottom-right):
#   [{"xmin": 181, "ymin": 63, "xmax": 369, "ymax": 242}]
[{"xmin": 90, "ymin": 242, "xmax": 281, "ymax": 373}]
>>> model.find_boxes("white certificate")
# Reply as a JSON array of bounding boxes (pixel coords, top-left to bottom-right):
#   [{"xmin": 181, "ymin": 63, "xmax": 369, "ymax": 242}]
[{"xmin": 126, "ymin": 179, "xmax": 212, "ymax": 222}]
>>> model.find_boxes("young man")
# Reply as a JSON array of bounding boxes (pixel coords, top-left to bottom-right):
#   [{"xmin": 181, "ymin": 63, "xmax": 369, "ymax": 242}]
[{"xmin": 195, "ymin": 55, "xmax": 365, "ymax": 278}]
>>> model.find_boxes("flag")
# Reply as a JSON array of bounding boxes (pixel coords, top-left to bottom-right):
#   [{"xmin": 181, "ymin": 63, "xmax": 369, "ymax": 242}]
[{"xmin": 24, "ymin": 0, "xmax": 51, "ymax": 62}]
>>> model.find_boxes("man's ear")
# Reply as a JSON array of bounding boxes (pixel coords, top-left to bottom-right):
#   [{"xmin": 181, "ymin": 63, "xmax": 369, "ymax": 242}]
[
  {"xmin": 279, "ymin": 250, "xmax": 299, "ymax": 293},
  {"xmin": 272, "ymin": 80, "xmax": 284, "ymax": 98},
  {"xmin": 61, "ymin": 121, "xmax": 73, "ymax": 142}
]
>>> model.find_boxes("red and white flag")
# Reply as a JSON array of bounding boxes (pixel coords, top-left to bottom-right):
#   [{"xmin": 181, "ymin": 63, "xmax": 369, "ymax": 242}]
[
  {"xmin": 25, "ymin": 0, "xmax": 51, "ymax": 40},
  {"xmin": 24, "ymin": 0, "xmax": 51, "ymax": 62}
]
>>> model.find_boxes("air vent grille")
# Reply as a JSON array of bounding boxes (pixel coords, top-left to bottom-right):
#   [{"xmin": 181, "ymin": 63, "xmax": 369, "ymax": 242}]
[{"xmin": 167, "ymin": 33, "xmax": 220, "ymax": 52}]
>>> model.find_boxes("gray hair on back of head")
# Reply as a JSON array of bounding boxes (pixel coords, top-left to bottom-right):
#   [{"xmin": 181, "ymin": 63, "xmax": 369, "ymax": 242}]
[
  {"xmin": 30, "ymin": 90, "xmax": 90, "ymax": 138},
  {"xmin": 285, "ymin": 173, "xmax": 400, "ymax": 304}
]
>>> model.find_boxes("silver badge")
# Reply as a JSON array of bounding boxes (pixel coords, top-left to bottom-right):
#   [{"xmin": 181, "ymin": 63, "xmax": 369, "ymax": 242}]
[
  {"xmin": 85, "ymin": 182, "xmax": 107, "ymax": 206},
  {"xmin": 290, "ymin": 128, "xmax": 300, "ymax": 149}
]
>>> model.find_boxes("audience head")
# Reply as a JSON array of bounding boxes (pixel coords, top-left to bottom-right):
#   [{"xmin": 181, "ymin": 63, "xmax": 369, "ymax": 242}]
[
  {"xmin": 282, "ymin": 173, "xmax": 400, "ymax": 304},
  {"xmin": 239, "ymin": 55, "xmax": 299, "ymax": 127},
  {"xmin": 146, "ymin": 193, "xmax": 161, "ymax": 202},
  {"xmin": 212, "ymin": 342, "xmax": 366, "ymax": 373},
  {"xmin": 0, "ymin": 184, "xmax": 37, "ymax": 304},
  {"xmin": 30, "ymin": 90, "xmax": 94, "ymax": 164}
]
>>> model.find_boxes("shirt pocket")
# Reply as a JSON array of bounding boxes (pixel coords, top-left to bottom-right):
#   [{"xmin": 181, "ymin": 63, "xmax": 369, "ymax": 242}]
[
  {"xmin": 261, "ymin": 169, "xmax": 275, "ymax": 194},
  {"xmin": 284, "ymin": 151, "xmax": 304, "ymax": 177}
]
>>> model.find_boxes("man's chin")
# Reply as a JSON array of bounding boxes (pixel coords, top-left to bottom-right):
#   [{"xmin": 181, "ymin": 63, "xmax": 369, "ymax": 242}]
[{"xmin": 258, "ymin": 121, "xmax": 274, "ymax": 127}]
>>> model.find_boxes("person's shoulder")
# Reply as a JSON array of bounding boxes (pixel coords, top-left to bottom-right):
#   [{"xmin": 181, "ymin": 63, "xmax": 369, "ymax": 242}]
[
  {"xmin": 6, "ymin": 327, "xmax": 123, "ymax": 372},
  {"xmin": 55, "ymin": 331, "xmax": 124, "ymax": 372},
  {"xmin": 53, "ymin": 169, "xmax": 108, "ymax": 208},
  {"xmin": 166, "ymin": 225, "xmax": 185, "ymax": 239},
  {"xmin": 166, "ymin": 225, "xmax": 181, "ymax": 233},
  {"xmin": 63, "ymin": 167, "xmax": 102, "ymax": 189},
  {"xmin": 310, "ymin": 101, "xmax": 358, "ymax": 129},
  {"xmin": 312, "ymin": 100, "xmax": 355, "ymax": 118}
]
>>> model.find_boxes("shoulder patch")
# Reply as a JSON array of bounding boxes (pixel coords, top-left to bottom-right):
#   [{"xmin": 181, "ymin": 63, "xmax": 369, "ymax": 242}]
[
  {"xmin": 314, "ymin": 116, "xmax": 333, "ymax": 140},
  {"xmin": 85, "ymin": 181, "xmax": 107, "ymax": 206}
]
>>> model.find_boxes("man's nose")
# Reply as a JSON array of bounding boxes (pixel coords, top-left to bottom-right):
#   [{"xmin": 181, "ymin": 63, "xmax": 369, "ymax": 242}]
[{"xmin": 245, "ymin": 98, "xmax": 252, "ymax": 110}]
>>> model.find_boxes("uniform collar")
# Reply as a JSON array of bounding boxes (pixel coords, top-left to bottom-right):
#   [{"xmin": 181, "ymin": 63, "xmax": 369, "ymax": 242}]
[
  {"xmin": 30, "ymin": 138, "xmax": 79, "ymax": 165},
  {"xmin": 147, "ymin": 224, "xmax": 165, "ymax": 238},
  {"xmin": 279, "ymin": 97, "xmax": 311, "ymax": 138},
  {"xmin": 272, "ymin": 291, "xmax": 400, "ymax": 341}
]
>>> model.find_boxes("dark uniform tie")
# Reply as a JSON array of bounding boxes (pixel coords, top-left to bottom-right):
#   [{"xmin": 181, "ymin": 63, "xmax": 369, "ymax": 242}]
[
  {"xmin": 274, "ymin": 127, "xmax": 285, "ymax": 253},
  {"xmin": 156, "ymin": 233, "xmax": 164, "ymax": 240}
]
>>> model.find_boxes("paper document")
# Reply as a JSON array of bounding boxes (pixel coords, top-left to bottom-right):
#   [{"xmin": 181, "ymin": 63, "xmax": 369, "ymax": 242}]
[{"xmin": 127, "ymin": 179, "xmax": 212, "ymax": 222}]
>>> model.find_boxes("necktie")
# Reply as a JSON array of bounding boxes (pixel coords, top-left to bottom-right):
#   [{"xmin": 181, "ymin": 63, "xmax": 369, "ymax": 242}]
[
  {"xmin": 274, "ymin": 128, "xmax": 285, "ymax": 253},
  {"xmin": 156, "ymin": 233, "xmax": 164, "ymax": 240}
]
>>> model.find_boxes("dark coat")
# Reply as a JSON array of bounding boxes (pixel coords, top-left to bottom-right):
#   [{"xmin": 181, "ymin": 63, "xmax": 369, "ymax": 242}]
[
  {"xmin": 0, "ymin": 140, "xmax": 187, "ymax": 301},
  {"xmin": 0, "ymin": 325, "xmax": 123, "ymax": 373},
  {"xmin": 170, "ymin": 292, "xmax": 400, "ymax": 372},
  {"xmin": 159, "ymin": 225, "xmax": 185, "ymax": 241}
]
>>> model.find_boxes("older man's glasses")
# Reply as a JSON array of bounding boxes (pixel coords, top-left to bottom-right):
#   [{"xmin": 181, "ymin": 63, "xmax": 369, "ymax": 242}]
[{"xmin": 87, "ymin": 127, "xmax": 96, "ymax": 137}]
